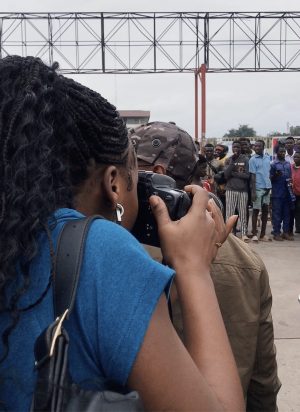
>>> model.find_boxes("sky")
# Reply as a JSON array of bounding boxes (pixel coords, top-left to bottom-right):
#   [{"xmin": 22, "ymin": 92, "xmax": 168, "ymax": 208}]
[{"xmin": 1, "ymin": 0, "xmax": 300, "ymax": 139}]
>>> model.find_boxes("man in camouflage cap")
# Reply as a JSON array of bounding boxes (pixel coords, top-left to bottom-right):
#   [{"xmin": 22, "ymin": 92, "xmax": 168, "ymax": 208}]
[
  {"xmin": 130, "ymin": 121, "xmax": 198, "ymax": 189},
  {"xmin": 130, "ymin": 120, "xmax": 281, "ymax": 412}
]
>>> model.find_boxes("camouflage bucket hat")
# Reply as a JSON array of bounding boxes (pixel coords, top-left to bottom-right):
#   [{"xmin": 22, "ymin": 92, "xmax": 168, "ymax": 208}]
[{"xmin": 130, "ymin": 121, "xmax": 199, "ymax": 186}]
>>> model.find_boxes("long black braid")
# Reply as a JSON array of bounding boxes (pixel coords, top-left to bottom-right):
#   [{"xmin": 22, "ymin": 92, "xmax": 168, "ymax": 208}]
[{"xmin": 0, "ymin": 55, "xmax": 129, "ymax": 361}]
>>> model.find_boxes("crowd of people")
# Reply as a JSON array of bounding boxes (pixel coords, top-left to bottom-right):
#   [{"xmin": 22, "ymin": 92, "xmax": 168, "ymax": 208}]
[
  {"xmin": 131, "ymin": 121, "xmax": 281, "ymax": 411},
  {"xmin": 202, "ymin": 136, "xmax": 300, "ymax": 242},
  {"xmin": 0, "ymin": 56, "xmax": 246, "ymax": 412},
  {"xmin": 0, "ymin": 55, "xmax": 288, "ymax": 412}
]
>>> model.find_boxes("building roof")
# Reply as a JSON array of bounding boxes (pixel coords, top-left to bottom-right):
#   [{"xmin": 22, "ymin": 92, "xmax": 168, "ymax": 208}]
[{"xmin": 119, "ymin": 110, "xmax": 150, "ymax": 118}]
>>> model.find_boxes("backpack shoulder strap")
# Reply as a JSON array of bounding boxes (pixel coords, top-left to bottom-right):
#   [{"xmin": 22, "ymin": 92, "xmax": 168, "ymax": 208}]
[{"xmin": 53, "ymin": 215, "xmax": 103, "ymax": 319}]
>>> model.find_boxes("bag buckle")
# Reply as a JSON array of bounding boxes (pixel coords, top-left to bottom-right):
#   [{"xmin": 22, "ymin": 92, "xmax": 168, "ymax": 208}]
[{"xmin": 49, "ymin": 309, "xmax": 69, "ymax": 357}]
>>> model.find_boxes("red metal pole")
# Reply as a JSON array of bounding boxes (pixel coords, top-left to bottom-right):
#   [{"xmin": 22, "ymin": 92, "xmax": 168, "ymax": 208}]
[
  {"xmin": 200, "ymin": 63, "xmax": 206, "ymax": 150},
  {"xmin": 194, "ymin": 69, "xmax": 199, "ymax": 142}
]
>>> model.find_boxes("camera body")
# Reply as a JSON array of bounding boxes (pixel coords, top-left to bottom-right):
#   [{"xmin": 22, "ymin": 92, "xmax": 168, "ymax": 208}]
[{"xmin": 131, "ymin": 172, "xmax": 191, "ymax": 247}]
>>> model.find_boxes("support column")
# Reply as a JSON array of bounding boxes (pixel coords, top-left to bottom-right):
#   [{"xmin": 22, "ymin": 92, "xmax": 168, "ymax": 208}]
[
  {"xmin": 194, "ymin": 69, "xmax": 199, "ymax": 143},
  {"xmin": 194, "ymin": 64, "xmax": 207, "ymax": 151},
  {"xmin": 200, "ymin": 63, "xmax": 206, "ymax": 149},
  {"xmin": 0, "ymin": 18, "xmax": 3, "ymax": 59}
]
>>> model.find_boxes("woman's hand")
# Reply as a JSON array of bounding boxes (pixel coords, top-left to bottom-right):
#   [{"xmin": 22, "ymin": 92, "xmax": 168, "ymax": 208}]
[
  {"xmin": 207, "ymin": 198, "xmax": 238, "ymax": 248},
  {"xmin": 149, "ymin": 185, "xmax": 217, "ymax": 272}
]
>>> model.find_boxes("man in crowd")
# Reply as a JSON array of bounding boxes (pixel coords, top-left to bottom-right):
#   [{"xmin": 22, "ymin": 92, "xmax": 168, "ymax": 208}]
[
  {"xmin": 197, "ymin": 153, "xmax": 214, "ymax": 191},
  {"xmin": 130, "ymin": 121, "xmax": 280, "ymax": 412},
  {"xmin": 285, "ymin": 136, "xmax": 295, "ymax": 164},
  {"xmin": 224, "ymin": 141, "xmax": 250, "ymax": 242},
  {"xmin": 214, "ymin": 144, "xmax": 228, "ymax": 212},
  {"xmin": 249, "ymin": 140, "xmax": 272, "ymax": 242},
  {"xmin": 203, "ymin": 143, "xmax": 222, "ymax": 193},
  {"xmin": 291, "ymin": 151, "xmax": 300, "ymax": 233},
  {"xmin": 238, "ymin": 137, "xmax": 253, "ymax": 232},
  {"xmin": 238, "ymin": 137, "xmax": 252, "ymax": 159},
  {"xmin": 270, "ymin": 145, "xmax": 294, "ymax": 241},
  {"xmin": 215, "ymin": 143, "xmax": 228, "ymax": 166}
]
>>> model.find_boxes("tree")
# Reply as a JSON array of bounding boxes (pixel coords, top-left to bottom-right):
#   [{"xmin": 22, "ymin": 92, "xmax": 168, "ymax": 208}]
[{"xmin": 223, "ymin": 124, "xmax": 256, "ymax": 138}]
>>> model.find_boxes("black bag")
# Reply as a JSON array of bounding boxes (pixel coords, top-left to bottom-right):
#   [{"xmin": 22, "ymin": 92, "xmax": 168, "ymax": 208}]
[{"xmin": 31, "ymin": 216, "xmax": 143, "ymax": 412}]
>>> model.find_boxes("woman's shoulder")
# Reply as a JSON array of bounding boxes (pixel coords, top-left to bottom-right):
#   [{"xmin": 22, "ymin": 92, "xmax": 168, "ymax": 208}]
[
  {"xmin": 53, "ymin": 208, "xmax": 174, "ymax": 300},
  {"xmin": 54, "ymin": 208, "xmax": 142, "ymax": 250},
  {"xmin": 86, "ymin": 215, "xmax": 149, "ymax": 263},
  {"xmin": 59, "ymin": 210, "xmax": 174, "ymax": 387}
]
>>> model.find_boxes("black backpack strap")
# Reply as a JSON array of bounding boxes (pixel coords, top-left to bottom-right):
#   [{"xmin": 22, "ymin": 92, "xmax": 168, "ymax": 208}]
[
  {"xmin": 32, "ymin": 215, "xmax": 103, "ymax": 411},
  {"xmin": 53, "ymin": 215, "xmax": 102, "ymax": 319}
]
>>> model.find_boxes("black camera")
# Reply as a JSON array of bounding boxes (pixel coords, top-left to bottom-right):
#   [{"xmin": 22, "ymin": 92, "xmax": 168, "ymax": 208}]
[{"xmin": 131, "ymin": 172, "xmax": 191, "ymax": 247}]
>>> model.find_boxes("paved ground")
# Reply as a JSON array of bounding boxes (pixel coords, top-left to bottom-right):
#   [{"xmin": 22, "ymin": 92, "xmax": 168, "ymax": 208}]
[{"xmin": 249, "ymin": 228, "xmax": 300, "ymax": 412}]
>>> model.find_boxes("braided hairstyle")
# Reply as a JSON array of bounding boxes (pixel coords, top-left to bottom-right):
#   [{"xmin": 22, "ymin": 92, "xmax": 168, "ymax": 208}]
[{"xmin": 0, "ymin": 56, "xmax": 129, "ymax": 355}]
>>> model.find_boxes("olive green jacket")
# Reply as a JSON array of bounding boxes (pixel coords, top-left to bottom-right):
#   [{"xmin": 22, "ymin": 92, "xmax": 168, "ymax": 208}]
[{"xmin": 145, "ymin": 234, "xmax": 281, "ymax": 412}]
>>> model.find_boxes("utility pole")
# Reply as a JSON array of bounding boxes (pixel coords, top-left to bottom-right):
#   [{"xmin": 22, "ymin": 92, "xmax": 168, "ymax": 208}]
[{"xmin": 194, "ymin": 64, "xmax": 207, "ymax": 151}]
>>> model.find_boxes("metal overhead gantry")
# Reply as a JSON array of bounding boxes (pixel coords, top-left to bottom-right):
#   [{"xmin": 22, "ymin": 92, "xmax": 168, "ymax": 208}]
[
  {"xmin": 1, "ymin": 12, "xmax": 300, "ymax": 143},
  {"xmin": 1, "ymin": 12, "xmax": 300, "ymax": 73}
]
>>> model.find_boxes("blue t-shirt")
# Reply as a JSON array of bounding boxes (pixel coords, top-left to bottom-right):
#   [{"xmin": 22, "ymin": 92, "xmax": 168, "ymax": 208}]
[
  {"xmin": 0, "ymin": 208, "xmax": 174, "ymax": 411},
  {"xmin": 270, "ymin": 159, "xmax": 291, "ymax": 198},
  {"xmin": 249, "ymin": 154, "xmax": 272, "ymax": 189}
]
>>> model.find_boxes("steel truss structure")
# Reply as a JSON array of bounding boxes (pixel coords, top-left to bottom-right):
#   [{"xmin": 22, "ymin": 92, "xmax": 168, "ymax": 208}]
[{"xmin": 1, "ymin": 12, "xmax": 300, "ymax": 73}]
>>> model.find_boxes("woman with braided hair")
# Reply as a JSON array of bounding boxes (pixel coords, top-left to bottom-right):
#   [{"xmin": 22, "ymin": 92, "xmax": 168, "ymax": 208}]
[{"xmin": 0, "ymin": 56, "xmax": 243, "ymax": 412}]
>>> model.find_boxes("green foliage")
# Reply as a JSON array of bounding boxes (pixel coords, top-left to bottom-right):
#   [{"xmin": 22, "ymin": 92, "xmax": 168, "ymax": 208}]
[{"xmin": 223, "ymin": 124, "xmax": 256, "ymax": 138}]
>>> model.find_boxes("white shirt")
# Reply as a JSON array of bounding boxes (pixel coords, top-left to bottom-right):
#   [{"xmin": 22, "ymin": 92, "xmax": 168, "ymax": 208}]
[{"xmin": 285, "ymin": 151, "xmax": 295, "ymax": 164}]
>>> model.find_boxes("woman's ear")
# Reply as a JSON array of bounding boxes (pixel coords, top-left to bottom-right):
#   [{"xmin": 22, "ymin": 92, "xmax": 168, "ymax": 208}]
[
  {"xmin": 101, "ymin": 165, "xmax": 120, "ymax": 208},
  {"xmin": 153, "ymin": 164, "xmax": 167, "ymax": 175},
  {"xmin": 73, "ymin": 164, "xmax": 122, "ymax": 218}
]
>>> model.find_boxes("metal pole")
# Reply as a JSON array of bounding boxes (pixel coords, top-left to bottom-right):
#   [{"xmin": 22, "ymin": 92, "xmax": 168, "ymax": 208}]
[
  {"xmin": 101, "ymin": 13, "xmax": 105, "ymax": 73},
  {"xmin": 0, "ymin": 18, "xmax": 3, "ymax": 59},
  {"xmin": 200, "ymin": 63, "xmax": 206, "ymax": 150},
  {"xmin": 153, "ymin": 13, "xmax": 156, "ymax": 72},
  {"xmin": 48, "ymin": 14, "xmax": 53, "ymax": 66},
  {"xmin": 194, "ymin": 69, "xmax": 199, "ymax": 142}
]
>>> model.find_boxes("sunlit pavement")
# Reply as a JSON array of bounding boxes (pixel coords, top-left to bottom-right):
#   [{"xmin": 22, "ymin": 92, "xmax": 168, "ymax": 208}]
[{"xmin": 249, "ymin": 227, "xmax": 300, "ymax": 412}]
